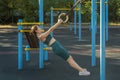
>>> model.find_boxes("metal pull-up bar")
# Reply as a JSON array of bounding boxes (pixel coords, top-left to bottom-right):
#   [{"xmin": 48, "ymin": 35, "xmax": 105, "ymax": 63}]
[{"xmin": 17, "ymin": 22, "xmax": 44, "ymax": 25}]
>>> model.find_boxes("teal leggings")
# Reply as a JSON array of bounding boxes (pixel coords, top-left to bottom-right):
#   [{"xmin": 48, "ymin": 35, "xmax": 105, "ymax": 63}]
[{"xmin": 51, "ymin": 41, "xmax": 70, "ymax": 61}]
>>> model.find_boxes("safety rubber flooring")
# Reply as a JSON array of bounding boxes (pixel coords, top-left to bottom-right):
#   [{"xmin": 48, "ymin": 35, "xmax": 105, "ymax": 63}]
[{"xmin": 0, "ymin": 26, "xmax": 120, "ymax": 80}]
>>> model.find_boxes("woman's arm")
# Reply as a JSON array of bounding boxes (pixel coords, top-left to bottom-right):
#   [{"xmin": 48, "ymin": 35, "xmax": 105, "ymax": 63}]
[{"xmin": 40, "ymin": 19, "xmax": 63, "ymax": 39}]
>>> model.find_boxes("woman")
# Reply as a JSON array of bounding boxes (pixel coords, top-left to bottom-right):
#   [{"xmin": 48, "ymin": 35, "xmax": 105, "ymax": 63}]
[{"xmin": 31, "ymin": 19, "xmax": 90, "ymax": 76}]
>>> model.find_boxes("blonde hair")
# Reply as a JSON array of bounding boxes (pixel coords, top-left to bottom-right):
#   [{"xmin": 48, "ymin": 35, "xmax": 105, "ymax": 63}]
[{"xmin": 31, "ymin": 25, "xmax": 38, "ymax": 33}]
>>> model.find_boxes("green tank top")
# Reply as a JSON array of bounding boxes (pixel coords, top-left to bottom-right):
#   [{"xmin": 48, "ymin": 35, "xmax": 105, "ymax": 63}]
[{"xmin": 44, "ymin": 34, "xmax": 52, "ymax": 45}]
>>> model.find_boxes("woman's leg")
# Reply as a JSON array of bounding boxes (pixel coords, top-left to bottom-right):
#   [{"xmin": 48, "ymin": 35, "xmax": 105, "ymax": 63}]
[
  {"xmin": 52, "ymin": 41, "xmax": 90, "ymax": 75},
  {"xmin": 66, "ymin": 55, "xmax": 84, "ymax": 72},
  {"xmin": 66, "ymin": 55, "xmax": 90, "ymax": 76}
]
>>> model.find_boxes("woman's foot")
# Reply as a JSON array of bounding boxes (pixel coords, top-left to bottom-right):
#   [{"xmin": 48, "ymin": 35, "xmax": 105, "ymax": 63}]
[{"xmin": 79, "ymin": 69, "xmax": 90, "ymax": 76}]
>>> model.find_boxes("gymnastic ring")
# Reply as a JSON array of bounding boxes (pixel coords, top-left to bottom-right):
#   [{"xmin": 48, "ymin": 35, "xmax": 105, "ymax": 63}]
[{"xmin": 58, "ymin": 13, "xmax": 69, "ymax": 23}]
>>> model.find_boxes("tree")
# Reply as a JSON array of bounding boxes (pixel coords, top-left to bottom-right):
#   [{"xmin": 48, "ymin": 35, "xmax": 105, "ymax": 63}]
[
  {"xmin": 0, "ymin": 0, "xmax": 119, "ymax": 24},
  {"xmin": 109, "ymin": 0, "xmax": 120, "ymax": 22},
  {"xmin": 0, "ymin": 0, "xmax": 14, "ymax": 24}
]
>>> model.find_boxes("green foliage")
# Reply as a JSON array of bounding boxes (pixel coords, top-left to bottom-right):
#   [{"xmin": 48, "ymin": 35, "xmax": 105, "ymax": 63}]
[
  {"xmin": 81, "ymin": 0, "xmax": 91, "ymax": 22},
  {"xmin": 0, "ymin": 0, "xmax": 14, "ymax": 23},
  {"xmin": 0, "ymin": 0, "xmax": 119, "ymax": 23},
  {"xmin": 109, "ymin": 0, "xmax": 120, "ymax": 22},
  {"xmin": 13, "ymin": 0, "xmax": 39, "ymax": 22}
]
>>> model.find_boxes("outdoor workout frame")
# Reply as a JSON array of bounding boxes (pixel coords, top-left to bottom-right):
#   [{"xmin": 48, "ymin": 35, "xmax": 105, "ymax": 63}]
[
  {"xmin": 18, "ymin": 0, "xmax": 45, "ymax": 70},
  {"xmin": 50, "ymin": 0, "xmax": 82, "ymax": 41},
  {"xmin": 50, "ymin": 0, "xmax": 108, "ymax": 80},
  {"xmin": 18, "ymin": 19, "xmax": 49, "ymax": 70},
  {"xmin": 17, "ymin": 0, "xmax": 108, "ymax": 80}
]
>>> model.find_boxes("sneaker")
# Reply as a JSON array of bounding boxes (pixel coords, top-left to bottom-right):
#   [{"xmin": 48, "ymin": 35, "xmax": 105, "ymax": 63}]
[{"xmin": 79, "ymin": 69, "xmax": 90, "ymax": 76}]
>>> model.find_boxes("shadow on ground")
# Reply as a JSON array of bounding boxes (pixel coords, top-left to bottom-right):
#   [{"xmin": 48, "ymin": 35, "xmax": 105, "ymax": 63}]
[{"xmin": 0, "ymin": 26, "xmax": 120, "ymax": 80}]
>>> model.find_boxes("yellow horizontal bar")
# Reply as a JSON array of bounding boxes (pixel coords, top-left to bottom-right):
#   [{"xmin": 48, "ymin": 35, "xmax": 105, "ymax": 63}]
[
  {"xmin": 43, "ymin": 47, "xmax": 52, "ymax": 50},
  {"xmin": 19, "ymin": 29, "xmax": 44, "ymax": 33},
  {"xmin": 51, "ymin": 8, "xmax": 79, "ymax": 11},
  {"xmin": 24, "ymin": 47, "xmax": 52, "ymax": 51},
  {"xmin": 17, "ymin": 22, "xmax": 44, "ymax": 25},
  {"xmin": 20, "ymin": 30, "xmax": 31, "ymax": 32},
  {"xmin": 25, "ymin": 48, "xmax": 39, "ymax": 51}
]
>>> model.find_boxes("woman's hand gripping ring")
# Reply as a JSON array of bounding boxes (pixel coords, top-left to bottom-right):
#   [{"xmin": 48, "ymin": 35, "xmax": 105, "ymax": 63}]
[{"xmin": 58, "ymin": 13, "xmax": 69, "ymax": 23}]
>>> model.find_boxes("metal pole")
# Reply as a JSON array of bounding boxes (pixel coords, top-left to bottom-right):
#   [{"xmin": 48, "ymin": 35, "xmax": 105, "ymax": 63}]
[
  {"xmin": 78, "ymin": 4, "xmax": 81, "ymax": 41},
  {"xmin": 74, "ymin": 0, "xmax": 77, "ymax": 35},
  {"xmin": 105, "ymin": 0, "xmax": 109, "ymax": 41},
  {"xmin": 50, "ymin": 7, "xmax": 54, "ymax": 36},
  {"xmin": 95, "ymin": 0, "xmax": 98, "ymax": 34},
  {"xmin": 100, "ymin": 0, "xmax": 106, "ymax": 80},
  {"xmin": 25, "ymin": 45, "xmax": 30, "ymax": 62},
  {"xmin": 91, "ymin": 0, "xmax": 96, "ymax": 66},
  {"xmin": 39, "ymin": 0, "xmax": 43, "ymax": 28},
  {"xmin": 18, "ymin": 19, "xmax": 23, "ymax": 70},
  {"xmin": 69, "ymin": 23, "xmax": 73, "ymax": 31},
  {"xmin": 39, "ymin": 0, "xmax": 44, "ymax": 69},
  {"xmin": 43, "ymin": 45, "xmax": 48, "ymax": 61}
]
